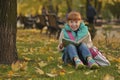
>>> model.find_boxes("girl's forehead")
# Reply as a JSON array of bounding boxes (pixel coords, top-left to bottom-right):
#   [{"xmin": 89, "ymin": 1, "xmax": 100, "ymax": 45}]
[{"xmin": 68, "ymin": 20, "xmax": 81, "ymax": 22}]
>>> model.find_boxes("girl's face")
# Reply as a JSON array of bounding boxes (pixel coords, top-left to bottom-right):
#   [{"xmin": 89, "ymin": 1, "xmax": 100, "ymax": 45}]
[{"xmin": 68, "ymin": 20, "xmax": 81, "ymax": 31}]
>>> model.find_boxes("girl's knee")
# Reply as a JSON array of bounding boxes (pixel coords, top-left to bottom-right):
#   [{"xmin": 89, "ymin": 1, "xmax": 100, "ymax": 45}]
[
  {"xmin": 79, "ymin": 43, "xmax": 87, "ymax": 49},
  {"xmin": 67, "ymin": 44, "xmax": 76, "ymax": 49}
]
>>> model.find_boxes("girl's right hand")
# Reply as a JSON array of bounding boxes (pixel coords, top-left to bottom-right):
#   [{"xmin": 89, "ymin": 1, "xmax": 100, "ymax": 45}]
[{"xmin": 59, "ymin": 43, "xmax": 64, "ymax": 49}]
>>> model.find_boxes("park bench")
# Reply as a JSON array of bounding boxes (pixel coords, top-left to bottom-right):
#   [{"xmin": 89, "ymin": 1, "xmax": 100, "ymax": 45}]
[
  {"xmin": 17, "ymin": 15, "xmax": 35, "ymax": 29},
  {"xmin": 47, "ymin": 14, "xmax": 62, "ymax": 39},
  {"xmin": 35, "ymin": 15, "xmax": 48, "ymax": 33}
]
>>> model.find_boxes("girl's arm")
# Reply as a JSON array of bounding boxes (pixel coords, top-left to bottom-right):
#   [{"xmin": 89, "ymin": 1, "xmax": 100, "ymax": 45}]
[{"xmin": 57, "ymin": 30, "xmax": 64, "ymax": 51}]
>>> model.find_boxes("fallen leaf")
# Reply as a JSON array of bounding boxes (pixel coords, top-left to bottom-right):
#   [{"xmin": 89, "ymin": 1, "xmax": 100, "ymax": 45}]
[
  {"xmin": 23, "ymin": 56, "xmax": 31, "ymax": 61},
  {"xmin": 47, "ymin": 56, "xmax": 54, "ymax": 62},
  {"xmin": 38, "ymin": 61, "xmax": 47, "ymax": 68},
  {"xmin": 84, "ymin": 70, "xmax": 93, "ymax": 75},
  {"xmin": 29, "ymin": 48, "xmax": 34, "ymax": 53},
  {"xmin": 67, "ymin": 64, "xmax": 72, "ymax": 67},
  {"xmin": 67, "ymin": 71, "xmax": 75, "ymax": 74},
  {"xmin": 11, "ymin": 61, "xmax": 21, "ymax": 72},
  {"xmin": 7, "ymin": 71, "xmax": 14, "ymax": 77},
  {"xmin": 103, "ymin": 74, "xmax": 115, "ymax": 80},
  {"xmin": 59, "ymin": 69, "xmax": 66, "ymax": 76},
  {"xmin": 49, "ymin": 39, "xmax": 55, "ymax": 42},
  {"xmin": 12, "ymin": 73, "xmax": 21, "ymax": 77},
  {"xmin": 107, "ymin": 55, "xmax": 120, "ymax": 63},
  {"xmin": 35, "ymin": 67, "xmax": 44, "ymax": 75},
  {"xmin": 50, "ymin": 68, "xmax": 57, "ymax": 74},
  {"xmin": 57, "ymin": 64, "xmax": 63, "ymax": 69},
  {"xmin": 46, "ymin": 73, "xmax": 58, "ymax": 77},
  {"xmin": 114, "ymin": 58, "xmax": 120, "ymax": 63},
  {"xmin": 20, "ymin": 61, "xmax": 28, "ymax": 71}
]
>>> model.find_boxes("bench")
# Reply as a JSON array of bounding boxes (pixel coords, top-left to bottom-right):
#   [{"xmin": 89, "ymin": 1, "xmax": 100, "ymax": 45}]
[{"xmin": 47, "ymin": 14, "xmax": 62, "ymax": 39}]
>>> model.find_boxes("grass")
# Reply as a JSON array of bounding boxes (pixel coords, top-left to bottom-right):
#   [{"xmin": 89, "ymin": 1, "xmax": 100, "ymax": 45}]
[{"xmin": 0, "ymin": 29, "xmax": 120, "ymax": 80}]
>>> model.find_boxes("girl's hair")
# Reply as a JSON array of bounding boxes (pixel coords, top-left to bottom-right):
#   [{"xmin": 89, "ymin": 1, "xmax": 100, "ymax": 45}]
[{"xmin": 67, "ymin": 11, "xmax": 81, "ymax": 21}]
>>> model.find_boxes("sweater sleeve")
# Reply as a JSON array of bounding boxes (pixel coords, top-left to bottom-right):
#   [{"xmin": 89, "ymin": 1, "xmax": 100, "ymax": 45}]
[
  {"xmin": 76, "ymin": 22, "xmax": 88, "ymax": 41},
  {"xmin": 57, "ymin": 30, "xmax": 64, "ymax": 51},
  {"xmin": 77, "ymin": 32, "xmax": 93, "ymax": 48}
]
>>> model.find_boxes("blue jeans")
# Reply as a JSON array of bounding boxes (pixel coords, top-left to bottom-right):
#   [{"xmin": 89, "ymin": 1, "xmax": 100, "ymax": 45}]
[{"xmin": 62, "ymin": 43, "xmax": 91, "ymax": 64}]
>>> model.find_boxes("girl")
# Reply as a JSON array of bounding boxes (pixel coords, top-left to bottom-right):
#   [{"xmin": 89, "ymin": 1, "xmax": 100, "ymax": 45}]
[{"xmin": 58, "ymin": 11, "xmax": 98, "ymax": 69}]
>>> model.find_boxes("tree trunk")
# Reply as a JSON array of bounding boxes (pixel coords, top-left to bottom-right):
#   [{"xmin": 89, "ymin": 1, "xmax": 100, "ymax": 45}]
[
  {"xmin": 0, "ymin": 0, "xmax": 18, "ymax": 64},
  {"xmin": 97, "ymin": 1, "xmax": 102, "ymax": 15},
  {"xmin": 94, "ymin": 0, "xmax": 97, "ymax": 8},
  {"xmin": 66, "ymin": 0, "xmax": 72, "ymax": 12}
]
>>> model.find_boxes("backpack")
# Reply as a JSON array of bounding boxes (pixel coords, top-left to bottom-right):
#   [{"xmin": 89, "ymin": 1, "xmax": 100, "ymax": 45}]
[{"xmin": 89, "ymin": 47, "xmax": 110, "ymax": 66}]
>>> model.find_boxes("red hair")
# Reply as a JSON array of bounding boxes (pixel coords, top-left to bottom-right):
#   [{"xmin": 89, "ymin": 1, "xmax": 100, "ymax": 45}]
[{"xmin": 67, "ymin": 11, "xmax": 81, "ymax": 21}]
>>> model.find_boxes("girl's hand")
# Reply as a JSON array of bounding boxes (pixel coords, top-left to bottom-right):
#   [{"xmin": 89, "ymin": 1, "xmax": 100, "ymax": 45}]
[{"xmin": 59, "ymin": 43, "xmax": 64, "ymax": 49}]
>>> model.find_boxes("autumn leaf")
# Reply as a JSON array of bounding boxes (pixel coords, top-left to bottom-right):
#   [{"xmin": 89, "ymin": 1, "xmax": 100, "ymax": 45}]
[
  {"xmin": 50, "ymin": 68, "xmax": 57, "ymax": 74},
  {"xmin": 35, "ymin": 67, "xmax": 44, "ymax": 75},
  {"xmin": 47, "ymin": 56, "xmax": 54, "ymax": 62},
  {"xmin": 20, "ymin": 61, "xmax": 28, "ymax": 71},
  {"xmin": 23, "ymin": 48, "xmax": 29, "ymax": 52},
  {"xmin": 46, "ymin": 73, "xmax": 58, "ymax": 77},
  {"xmin": 103, "ymin": 74, "xmax": 115, "ymax": 80},
  {"xmin": 29, "ymin": 48, "xmax": 34, "ymax": 53},
  {"xmin": 7, "ymin": 71, "xmax": 14, "ymax": 77},
  {"xmin": 49, "ymin": 38, "xmax": 56, "ymax": 42},
  {"xmin": 84, "ymin": 70, "xmax": 93, "ymax": 75},
  {"xmin": 38, "ymin": 61, "xmax": 47, "ymax": 68},
  {"xmin": 57, "ymin": 57, "xmax": 62, "ymax": 63},
  {"xmin": 67, "ymin": 63, "xmax": 72, "ymax": 67},
  {"xmin": 59, "ymin": 69, "xmax": 66, "ymax": 76},
  {"xmin": 7, "ymin": 70, "xmax": 21, "ymax": 78},
  {"xmin": 107, "ymin": 55, "xmax": 120, "ymax": 63},
  {"xmin": 11, "ymin": 61, "xmax": 21, "ymax": 72},
  {"xmin": 114, "ymin": 58, "xmax": 120, "ymax": 63},
  {"xmin": 23, "ymin": 56, "xmax": 31, "ymax": 61},
  {"xmin": 57, "ymin": 64, "xmax": 63, "ymax": 69},
  {"xmin": 67, "ymin": 71, "xmax": 75, "ymax": 74}
]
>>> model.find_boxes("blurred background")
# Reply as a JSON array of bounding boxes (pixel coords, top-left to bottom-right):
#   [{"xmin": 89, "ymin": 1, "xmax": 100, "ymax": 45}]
[
  {"xmin": 17, "ymin": 0, "xmax": 120, "ymax": 23},
  {"xmin": 17, "ymin": 0, "xmax": 120, "ymax": 41}
]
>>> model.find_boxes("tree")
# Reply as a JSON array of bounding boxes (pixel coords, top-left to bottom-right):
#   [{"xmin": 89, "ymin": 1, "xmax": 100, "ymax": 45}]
[
  {"xmin": 0, "ymin": 0, "xmax": 18, "ymax": 64},
  {"xmin": 106, "ymin": 1, "xmax": 120, "ymax": 19},
  {"xmin": 66, "ymin": 0, "xmax": 73, "ymax": 12}
]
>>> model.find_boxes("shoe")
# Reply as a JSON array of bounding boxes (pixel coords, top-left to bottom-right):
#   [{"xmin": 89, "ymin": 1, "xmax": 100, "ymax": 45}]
[
  {"xmin": 88, "ymin": 58, "xmax": 99, "ymax": 69},
  {"xmin": 75, "ymin": 59, "xmax": 85, "ymax": 69}
]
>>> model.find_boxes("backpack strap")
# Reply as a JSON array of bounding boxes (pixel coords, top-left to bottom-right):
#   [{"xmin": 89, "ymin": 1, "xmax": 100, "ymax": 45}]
[{"xmin": 67, "ymin": 31, "xmax": 75, "ymax": 40}]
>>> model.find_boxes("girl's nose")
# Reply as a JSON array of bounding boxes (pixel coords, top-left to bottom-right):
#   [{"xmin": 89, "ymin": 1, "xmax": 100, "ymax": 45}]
[{"xmin": 72, "ymin": 22, "xmax": 76, "ymax": 26}]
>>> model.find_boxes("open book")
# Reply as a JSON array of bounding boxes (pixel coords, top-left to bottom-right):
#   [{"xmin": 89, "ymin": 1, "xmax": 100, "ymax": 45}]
[{"xmin": 62, "ymin": 38, "xmax": 81, "ymax": 46}]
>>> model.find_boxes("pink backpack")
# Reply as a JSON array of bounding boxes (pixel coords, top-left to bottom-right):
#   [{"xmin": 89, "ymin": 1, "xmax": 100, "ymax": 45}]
[{"xmin": 89, "ymin": 47, "xmax": 110, "ymax": 66}]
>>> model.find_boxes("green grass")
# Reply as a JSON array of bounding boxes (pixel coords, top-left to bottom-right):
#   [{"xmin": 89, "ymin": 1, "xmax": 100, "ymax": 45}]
[{"xmin": 0, "ymin": 29, "xmax": 120, "ymax": 80}]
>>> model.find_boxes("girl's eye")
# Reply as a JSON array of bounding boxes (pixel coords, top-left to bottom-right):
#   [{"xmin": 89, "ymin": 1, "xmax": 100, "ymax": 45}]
[
  {"xmin": 75, "ymin": 21, "xmax": 79, "ymax": 23},
  {"xmin": 71, "ymin": 21, "xmax": 73, "ymax": 23}
]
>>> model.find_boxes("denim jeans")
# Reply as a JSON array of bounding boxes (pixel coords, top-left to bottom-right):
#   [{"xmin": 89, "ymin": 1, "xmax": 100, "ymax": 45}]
[{"xmin": 62, "ymin": 43, "xmax": 92, "ymax": 64}]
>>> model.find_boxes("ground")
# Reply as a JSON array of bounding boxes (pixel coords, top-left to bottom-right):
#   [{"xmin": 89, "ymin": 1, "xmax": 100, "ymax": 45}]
[{"xmin": 0, "ymin": 26, "xmax": 120, "ymax": 80}]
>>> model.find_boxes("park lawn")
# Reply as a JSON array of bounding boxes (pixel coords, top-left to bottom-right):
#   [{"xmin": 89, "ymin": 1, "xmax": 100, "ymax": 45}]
[{"xmin": 0, "ymin": 29, "xmax": 120, "ymax": 80}]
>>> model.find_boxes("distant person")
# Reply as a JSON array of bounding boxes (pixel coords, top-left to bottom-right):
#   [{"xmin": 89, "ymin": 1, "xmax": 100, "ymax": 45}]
[
  {"xmin": 57, "ymin": 11, "xmax": 99, "ymax": 69},
  {"xmin": 86, "ymin": 4, "xmax": 97, "ymax": 40},
  {"xmin": 86, "ymin": 4, "xmax": 96, "ymax": 24}
]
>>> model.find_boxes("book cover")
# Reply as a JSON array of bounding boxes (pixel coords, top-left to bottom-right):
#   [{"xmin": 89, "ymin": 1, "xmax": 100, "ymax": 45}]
[{"xmin": 62, "ymin": 38, "xmax": 80, "ymax": 46}]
